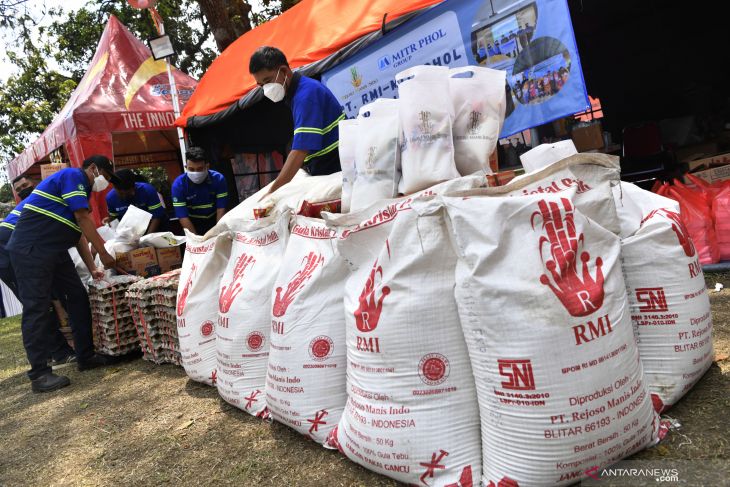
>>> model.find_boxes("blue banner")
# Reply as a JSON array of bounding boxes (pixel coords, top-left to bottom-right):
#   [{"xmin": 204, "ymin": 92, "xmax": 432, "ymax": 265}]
[{"xmin": 321, "ymin": 0, "xmax": 589, "ymax": 137}]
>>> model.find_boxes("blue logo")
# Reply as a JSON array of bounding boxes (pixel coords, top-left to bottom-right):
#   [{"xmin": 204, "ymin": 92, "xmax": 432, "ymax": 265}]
[{"xmin": 377, "ymin": 55, "xmax": 390, "ymax": 71}]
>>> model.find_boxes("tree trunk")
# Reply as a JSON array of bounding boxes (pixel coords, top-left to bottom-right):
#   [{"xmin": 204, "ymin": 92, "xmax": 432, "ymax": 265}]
[
  {"xmin": 196, "ymin": 0, "xmax": 251, "ymax": 53},
  {"xmin": 281, "ymin": 0, "xmax": 303, "ymax": 12}
]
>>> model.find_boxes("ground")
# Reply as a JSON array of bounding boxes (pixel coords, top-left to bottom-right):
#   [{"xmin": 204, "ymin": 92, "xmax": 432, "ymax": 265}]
[{"xmin": 1, "ymin": 281, "xmax": 728, "ymax": 487}]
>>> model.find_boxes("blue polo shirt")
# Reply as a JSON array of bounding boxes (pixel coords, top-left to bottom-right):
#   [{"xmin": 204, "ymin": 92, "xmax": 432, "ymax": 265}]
[
  {"xmin": 0, "ymin": 200, "xmax": 27, "ymax": 269},
  {"xmin": 7, "ymin": 168, "xmax": 91, "ymax": 252},
  {"xmin": 287, "ymin": 74, "xmax": 345, "ymax": 167},
  {"xmin": 106, "ymin": 182, "xmax": 165, "ymax": 221},
  {"xmin": 0, "ymin": 199, "xmax": 26, "ymax": 239},
  {"xmin": 171, "ymin": 170, "xmax": 228, "ymax": 221}
]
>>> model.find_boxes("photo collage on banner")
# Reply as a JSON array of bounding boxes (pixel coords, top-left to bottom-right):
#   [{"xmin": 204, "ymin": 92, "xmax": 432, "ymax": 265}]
[{"xmin": 321, "ymin": 0, "xmax": 589, "ymax": 137}]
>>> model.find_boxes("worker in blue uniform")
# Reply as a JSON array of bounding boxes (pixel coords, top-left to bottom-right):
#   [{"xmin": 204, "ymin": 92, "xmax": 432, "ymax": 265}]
[
  {"xmin": 105, "ymin": 169, "xmax": 166, "ymax": 233},
  {"xmin": 249, "ymin": 46, "xmax": 345, "ymax": 194},
  {"xmin": 6, "ymin": 155, "xmax": 121, "ymax": 393},
  {"xmin": 0, "ymin": 176, "xmax": 76, "ymax": 368},
  {"xmin": 171, "ymin": 146, "xmax": 228, "ymax": 235}
]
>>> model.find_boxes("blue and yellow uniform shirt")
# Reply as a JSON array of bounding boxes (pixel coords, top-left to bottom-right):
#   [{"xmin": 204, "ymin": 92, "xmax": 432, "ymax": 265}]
[
  {"xmin": 171, "ymin": 170, "xmax": 228, "ymax": 221},
  {"xmin": 287, "ymin": 74, "xmax": 345, "ymax": 167},
  {"xmin": 0, "ymin": 200, "xmax": 27, "ymax": 269},
  {"xmin": 0, "ymin": 199, "xmax": 27, "ymax": 241},
  {"xmin": 7, "ymin": 168, "xmax": 90, "ymax": 252},
  {"xmin": 106, "ymin": 182, "xmax": 165, "ymax": 221}
]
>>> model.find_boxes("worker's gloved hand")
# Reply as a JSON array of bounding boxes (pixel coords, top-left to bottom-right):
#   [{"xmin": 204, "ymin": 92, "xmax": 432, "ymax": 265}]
[
  {"xmin": 100, "ymin": 251, "xmax": 116, "ymax": 270},
  {"xmin": 92, "ymin": 268, "xmax": 105, "ymax": 280}
]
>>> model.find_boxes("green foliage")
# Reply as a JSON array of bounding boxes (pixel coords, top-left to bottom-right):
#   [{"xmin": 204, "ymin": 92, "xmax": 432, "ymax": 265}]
[
  {"xmin": 48, "ymin": 1, "xmax": 217, "ymax": 80},
  {"xmin": 0, "ymin": 0, "xmax": 219, "ymax": 179},
  {"xmin": 0, "ymin": 182, "xmax": 14, "ymax": 203},
  {"xmin": 0, "ymin": 0, "xmax": 287, "ymax": 181},
  {"xmin": 0, "ymin": 29, "xmax": 78, "ymax": 165}
]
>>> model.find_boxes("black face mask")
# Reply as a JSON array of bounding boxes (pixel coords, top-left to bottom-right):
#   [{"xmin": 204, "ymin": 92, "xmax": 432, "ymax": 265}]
[{"xmin": 18, "ymin": 186, "xmax": 34, "ymax": 200}]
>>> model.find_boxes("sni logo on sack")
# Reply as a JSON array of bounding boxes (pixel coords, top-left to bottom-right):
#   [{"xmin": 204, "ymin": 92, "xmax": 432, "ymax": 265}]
[
  {"xmin": 498, "ymin": 359, "xmax": 535, "ymax": 390},
  {"xmin": 636, "ymin": 287, "xmax": 669, "ymax": 313}
]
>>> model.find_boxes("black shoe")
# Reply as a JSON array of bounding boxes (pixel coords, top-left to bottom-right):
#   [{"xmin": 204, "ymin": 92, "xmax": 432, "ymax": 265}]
[
  {"xmin": 77, "ymin": 354, "xmax": 112, "ymax": 372},
  {"xmin": 31, "ymin": 373, "xmax": 71, "ymax": 393},
  {"xmin": 51, "ymin": 354, "xmax": 78, "ymax": 370}
]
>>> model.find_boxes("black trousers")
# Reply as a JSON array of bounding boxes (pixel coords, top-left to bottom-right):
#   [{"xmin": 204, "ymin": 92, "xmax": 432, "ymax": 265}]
[
  {"xmin": 9, "ymin": 248, "xmax": 94, "ymax": 379},
  {"xmin": 192, "ymin": 216, "xmax": 216, "ymax": 236},
  {"xmin": 0, "ymin": 250, "xmax": 74, "ymax": 362}
]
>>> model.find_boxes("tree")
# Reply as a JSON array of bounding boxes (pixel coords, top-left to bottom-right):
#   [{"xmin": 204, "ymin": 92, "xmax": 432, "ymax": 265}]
[
  {"xmin": 196, "ymin": 0, "xmax": 251, "ymax": 53},
  {"xmin": 0, "ymin": 0, "xmax": 295, "ymax": 178},
  {"xmin": 0, "ymin": 0, "xmax": 29, "ymax": 28},
  {"xmin": 0, "ymin": 32, "xmax": 77, "ymax": 163}
]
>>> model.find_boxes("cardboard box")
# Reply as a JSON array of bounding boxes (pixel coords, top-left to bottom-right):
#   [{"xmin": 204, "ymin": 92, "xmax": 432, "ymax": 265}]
[
  {"xmin": 675, "ymin": 142, "xmax": 719, "ymax": 163},
  {"xmin": 116, "ymin": 247, "xmax": 160, "ymax": 277},
  {"xmin": 40, "ymin": 163, "xmax": 67, "ymax": 180},
  {"xmin": 571, "ymin": 123, "xmax": 604, "ymax": 152},
  {"xmin": 686, "ymin": 152, "xmax": 730, "ymax": 172},
  {"xmin": 692, "ymin": 164, "xmax": 730, "ymax": 184},
  {"xmin": 156, "ymin": 247, "xmax": 182, "ymax": 273}
]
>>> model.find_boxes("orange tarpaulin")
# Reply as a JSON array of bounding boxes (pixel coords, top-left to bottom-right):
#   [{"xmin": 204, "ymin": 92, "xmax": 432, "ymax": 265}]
[{"xmin": 177, "ymin": 0, "xmax": 443, "ymax": 127}]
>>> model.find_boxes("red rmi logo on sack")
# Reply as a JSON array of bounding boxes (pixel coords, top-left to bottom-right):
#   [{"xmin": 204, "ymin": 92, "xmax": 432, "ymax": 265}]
[
  {"xmin": 354, "ymin": 258, "xmax": 390, "ymax": 332},
  {"xmin": 176, "ymin": 264, "xmax": 197, "ymax": 316},
  {"xmin": 643, "ymin": 209, "xmax": 696, "ymax": 258},
  {"xmin": 273, "ymin": 251, "xmax": 324, "ymax": 317},
  {"xmin": 219, "ymin": 254, "xmax": 255, "ymax": 313},
  {"xmin": 498, "ymin": 359, "xmax": 535, "ymax": 391},
  {"xmin": 636, "ymin": 287, "xmax": 668, "ymax": 312},
  {"xmin": 532, "ymin": 198, "xmax": 605, "ymax": 317}
]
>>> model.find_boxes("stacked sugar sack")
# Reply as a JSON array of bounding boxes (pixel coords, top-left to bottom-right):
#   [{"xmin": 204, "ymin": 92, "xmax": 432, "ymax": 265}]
[
  {"xmin": 126, "ymin": 269, "xmax": 183, "ymax": 366},
  {"xmin": 89, "ymin": 275, "xmax": 142, "ymax": 356},
  {"xmin": 339, "ymin": 64, "xmax": 506, "ymax": 212}
]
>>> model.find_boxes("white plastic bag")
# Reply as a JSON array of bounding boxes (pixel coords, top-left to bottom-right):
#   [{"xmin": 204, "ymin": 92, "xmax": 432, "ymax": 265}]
[
  {"xmin": 617, "ymin": 183, "xmax": 713, "ymax": 412},
  {"xmin": 68, "ymin": 247, "xmax": 92, "ymax": 288},
  {"xmin": 139, "ymin": 232, "xmax": 186, "ymax": 248},
  {"xmin": 339, "ymin": 119, "xmax": 358, "ymax": 214},
  {"xmin": 96, "ymin": 224, "xmax": 117, "ymax": 243},
  {"xmin": 325, "ymin": 195, "xmax": 482, "ymax": 486},
  {"xmin": 208, "ymin": 172, "xmax": 342, "ymax": 238},
  {"xmin": 266, "ymin": 215, "xmax": 348, "ymax": 445},
  {"xmin": 217, "ymin": 213, "xmax": 289, "ymax": 417},
  {"xmin": 350, "ymin": 100, "xmax": 401, "ymax": 211},
  {"xmin": 396, "ymin": 65, "xmax": 460, "ymax": 193},
  {"xmin": 176, "ymin": 231, "xmax": 231, "ymax": 385},
  {"xmin": 438, "ymin": 190, "xmax": 660, "ymax": 486},
  {"xmin": 449, "ymin": 66, "xmax": 506, "ymax": 176},
  {"xmin": 115, "ymin": 205, "xmax": 152, "ymax": 245},
  {"xmin": 519, "ymin": 139, "xmax": 578, "ymax": 173}
]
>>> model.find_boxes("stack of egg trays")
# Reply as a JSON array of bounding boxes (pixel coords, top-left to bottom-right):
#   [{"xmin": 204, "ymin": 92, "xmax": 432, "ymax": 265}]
[
  {"xmin": 126, "ymin": 269, "xmax": 182, "ymax": 366},
  {"xmin": 89, "ymin": 275, "xmax": 143, "ymax": 356}
]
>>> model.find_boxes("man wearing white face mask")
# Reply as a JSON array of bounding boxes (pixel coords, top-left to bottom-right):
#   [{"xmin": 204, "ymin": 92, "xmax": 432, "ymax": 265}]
[
  {"xmin": 250, "ymin": 46, "xmax": 345, "ymax": 194},
  {"xmin": 7, "ymin": 155, "xmax": 122, "ymax": 392},
  {"xmin": 171, "ymin": 146, "xmax": 228, "ymax": 235}
]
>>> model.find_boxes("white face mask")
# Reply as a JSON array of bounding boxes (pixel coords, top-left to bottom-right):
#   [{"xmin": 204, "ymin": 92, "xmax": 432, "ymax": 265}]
[
  {"xmin": 92, "ymin": 168, "xmax": 109, "ymax": 192},
  {"xmin": 186, "ymin": 169, "xmax": 208, "ymax": 184},
  {"xmin": 262, "ymin": 68, "xmax": 287, "ymax": 103}
]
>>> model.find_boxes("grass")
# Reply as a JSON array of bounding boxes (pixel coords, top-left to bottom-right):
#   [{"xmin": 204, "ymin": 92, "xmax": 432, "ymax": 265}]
[{"xmin": 0, "ymin": 279, "xmax": 729, "ymax": 486}]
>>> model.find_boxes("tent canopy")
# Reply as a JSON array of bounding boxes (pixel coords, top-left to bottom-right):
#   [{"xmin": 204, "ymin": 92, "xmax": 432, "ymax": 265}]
[
  {"xmin": 7, "ymin": 15, "xmax": 197, "ymax": 180},
  {"xmin": 177, "ymin": 0, "xmax": 443, "ymax": 129}
]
